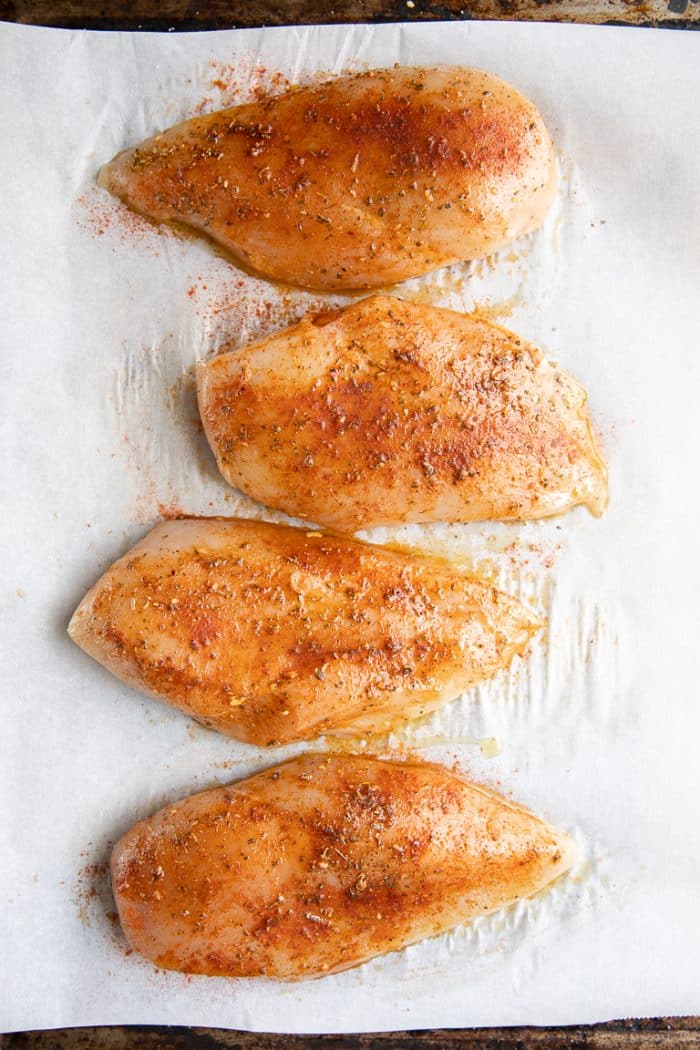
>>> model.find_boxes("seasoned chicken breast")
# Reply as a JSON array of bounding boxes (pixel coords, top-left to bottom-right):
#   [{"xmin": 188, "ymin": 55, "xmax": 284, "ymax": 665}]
[
  {"xmin": 112, "ymin": 754, "xmax": 576, "ymax": 979},
  {"xmin": 198, "ymin": 296, "xmax": 608, "ymax": 532},
  {"xmin": 68, "ymin": 518, "xmax": 537, "ymax": 746},
  {"xmin": 98, "ymin": 66, "xmax": 557, "ymax": 290}
]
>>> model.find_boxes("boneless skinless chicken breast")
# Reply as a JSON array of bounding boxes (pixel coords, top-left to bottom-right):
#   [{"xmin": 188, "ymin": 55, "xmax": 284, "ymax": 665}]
[
  {"xmin": 198, "ymin": 296, "xmax": 608, "ymax": 532},
  {"xmin": 68, "ymin": 518, "xmax": 538, "ymax": 746},
  {"xmin": 98, "ymin": 66, "xmax": 557, "ymax": 290},
  {"xmin": 112, "ymin": 754, "xmax": 576, "ymax": 979}
]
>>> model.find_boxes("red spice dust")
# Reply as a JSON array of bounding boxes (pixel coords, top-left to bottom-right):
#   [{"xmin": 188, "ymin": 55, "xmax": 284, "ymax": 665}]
[
  {"xmin": 186, "ymin": 267, "xmax": 333, "ymax": 355},
  {"xmin": 447, "ymin": 754, "xmax": 508, "ymax": 802},
  {"xmin": 74, "ymin": 852, "xmax": 132, "ymax": 955},
  {"xmin": 192, "ymin": 60, "xmax": 292, "ymax": 115},
  {"xmin": 503, "ymin": 539, "xmax": 563, "ymax": 571},
  {"xmin": 158, "ymin": 502, "xmax": 187, "ymax": 520},
  {"xmin": 74, "ymin": 859, "xmax": 107, "ymax": 918},
  {"xmin": 130, "ymin": 480, "xmax": 185, "ymax": 528},
  {"xmin": 74, "ymin": 188, "xmax": 177, "ymax": 257}
]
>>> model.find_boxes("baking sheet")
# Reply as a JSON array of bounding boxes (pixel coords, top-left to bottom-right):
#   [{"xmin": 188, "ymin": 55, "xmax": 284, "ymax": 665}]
[{"xmin": 1, "ymin": 18, "xmax": 699, "ymax": 1033}]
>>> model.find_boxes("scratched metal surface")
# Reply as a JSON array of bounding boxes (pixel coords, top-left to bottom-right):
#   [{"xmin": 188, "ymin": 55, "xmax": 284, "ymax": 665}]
[
  {"xmin": 2, "ymin": 1019, "xmax": 700, "ymax": 1047},
  {"xmin": 0, "ymin": 0, "xmax": 698, "ymax": 28},
  {"xmin": 1, "ymin": 1, "xmax": 698, "ymax": 1046}
]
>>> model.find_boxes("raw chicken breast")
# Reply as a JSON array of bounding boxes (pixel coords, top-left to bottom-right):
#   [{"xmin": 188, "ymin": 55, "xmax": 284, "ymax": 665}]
[
  {"xmin": 98, "ymin": 66, "xmax": 556, "ymax": 290},
  {"xmin": 198, "ymin": 296, "xmax": 608, "ymax": 532},
  {"xmin": 68, "ymin": 518, "xmax": 537, "ymax": 746},
  {"xmin": 112, "ymin": 754, "xmax": 576, "ymax": 979}
]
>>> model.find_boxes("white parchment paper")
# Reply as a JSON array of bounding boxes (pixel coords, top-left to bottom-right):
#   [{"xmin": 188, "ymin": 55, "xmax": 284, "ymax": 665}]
[{"xmin": 1, "ymin": 18, "xmax": 700, "ymax": 1033}]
